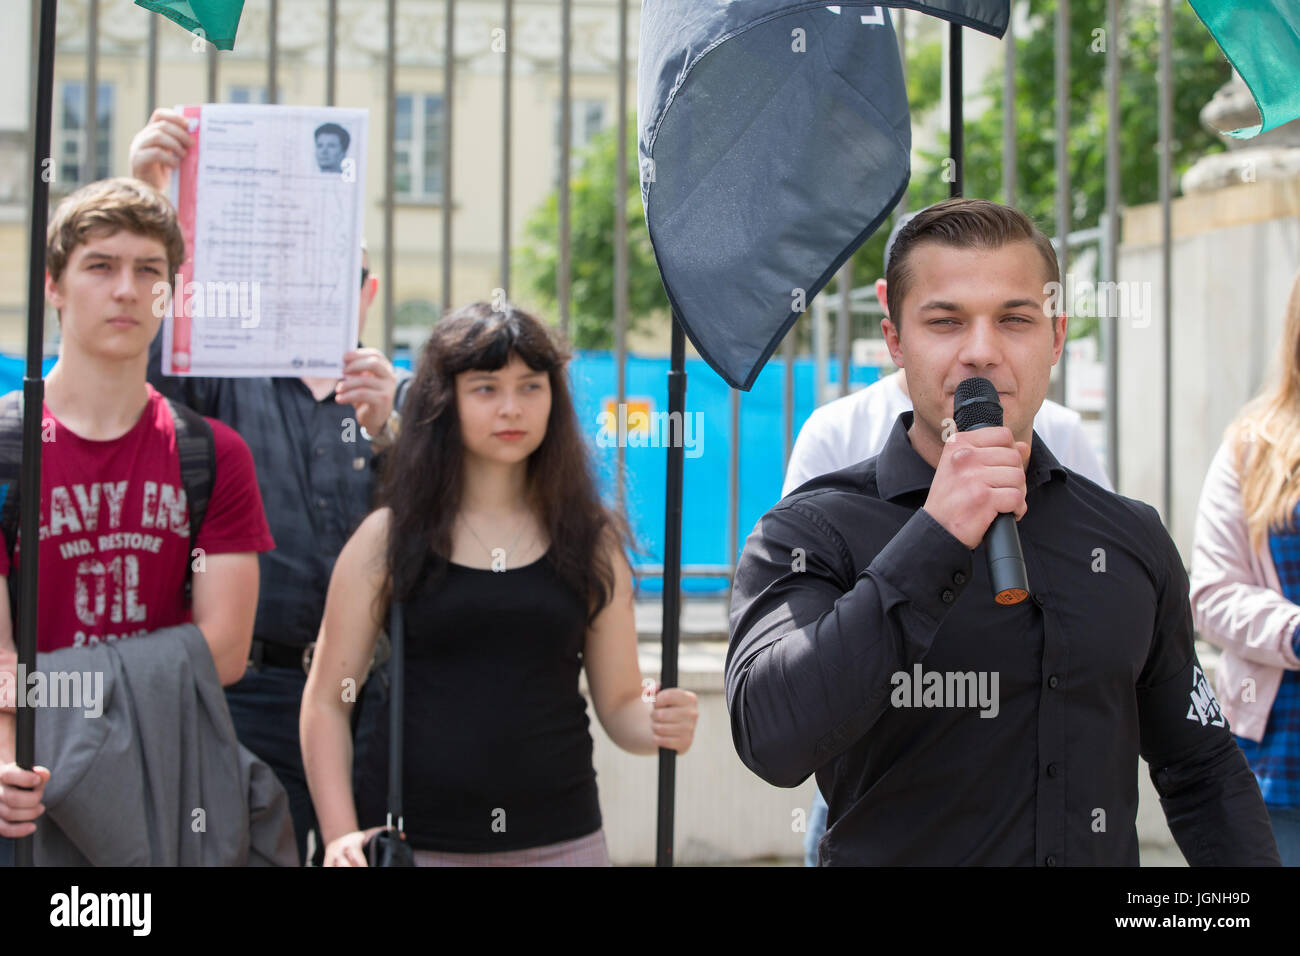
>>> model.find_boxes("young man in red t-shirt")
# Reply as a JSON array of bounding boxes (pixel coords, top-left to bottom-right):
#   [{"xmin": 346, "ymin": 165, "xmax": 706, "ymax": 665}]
[{"xmin": 0, "ymin": 177, "xmax": 275, "ymax": 844}]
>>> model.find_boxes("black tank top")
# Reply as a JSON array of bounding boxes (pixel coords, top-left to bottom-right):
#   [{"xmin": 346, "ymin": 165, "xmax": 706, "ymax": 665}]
[{"xmin": 353, "ymin": 548, "xmax": 602, "ymax": 852}]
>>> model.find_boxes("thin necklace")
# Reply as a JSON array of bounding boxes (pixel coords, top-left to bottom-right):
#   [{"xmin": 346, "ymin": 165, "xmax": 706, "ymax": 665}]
[{"xmin": 459, "ymin": 510, "xmax": 530, "ymax": 566}]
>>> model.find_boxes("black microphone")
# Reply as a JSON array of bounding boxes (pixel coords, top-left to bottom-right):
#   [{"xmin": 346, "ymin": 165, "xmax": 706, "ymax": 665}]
[{"xmin": 953, "ymin": 376, "xmax": 1030, "ymax": 606}]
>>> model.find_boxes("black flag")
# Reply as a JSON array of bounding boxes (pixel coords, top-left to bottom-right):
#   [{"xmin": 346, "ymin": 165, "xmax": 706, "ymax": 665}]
[{"xmin": 638, "ymin": 2, "xmax": 1009, "ymax": 390}]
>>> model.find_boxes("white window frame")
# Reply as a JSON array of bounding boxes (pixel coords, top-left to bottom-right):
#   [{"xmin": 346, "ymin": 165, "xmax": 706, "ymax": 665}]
[
  {"xmin": 58, "ymin": 80, "xmax": 113, "ymax": 186},
  {"xmin": 227, "ymin": 85, "xmax": 268, "ymax": 104},
  {"xmin": 395, "ymin": 93, "xmax": 445, "ymax": 201}
]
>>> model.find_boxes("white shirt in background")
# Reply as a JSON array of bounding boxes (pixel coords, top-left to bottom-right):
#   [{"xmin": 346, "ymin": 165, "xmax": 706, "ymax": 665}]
[{"xmin": 782, "ymin": 371, "xmax": 1113, "ymax": 497}]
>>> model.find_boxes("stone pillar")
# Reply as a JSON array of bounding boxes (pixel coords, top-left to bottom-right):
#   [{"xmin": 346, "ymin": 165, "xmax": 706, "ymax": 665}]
[{"xmin": 1117, "ymin": 73, "xmax": 1300, "ymax": 557}]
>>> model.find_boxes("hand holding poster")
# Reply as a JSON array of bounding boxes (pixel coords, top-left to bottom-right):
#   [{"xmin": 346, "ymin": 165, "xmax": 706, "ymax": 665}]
[{"xmin": 162, "ymin": 104, "xmax": 368, "ymax": 378}]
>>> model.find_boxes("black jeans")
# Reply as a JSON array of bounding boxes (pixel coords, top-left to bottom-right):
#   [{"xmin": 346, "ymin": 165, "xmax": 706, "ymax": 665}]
[{"xmin": 224, "ymin": 662, "xmax": 318, "ymax": 865}]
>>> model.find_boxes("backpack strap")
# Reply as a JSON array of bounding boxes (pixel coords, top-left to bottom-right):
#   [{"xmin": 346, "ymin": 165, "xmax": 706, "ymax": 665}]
[
  {"xmin": 0, "ymin": 391, "xmax": 24, "ymax": 628},
  {"xmin": 394, "ymin": 373, "xmax": 413, "ymax": 413},
  {"xmin": 164, "ymin": 397, "xmax": 216, "ymax": 607}
]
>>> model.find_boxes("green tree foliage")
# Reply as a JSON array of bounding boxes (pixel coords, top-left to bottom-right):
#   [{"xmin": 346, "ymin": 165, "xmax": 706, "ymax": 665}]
[
  {"xmin": 892, "ymin": 0, "xmax": 1229, "ymax": 341},
  {"xmin": 513, "ymin": 122, "xmax": 668, "ymax": 349},
  {"xmin": 516, "ymin": 0, "xmax": 1230, "ymax": 349},
  {"xmin": 944, "ymin": 0, "xmax": 1228, "ymax": 227}
]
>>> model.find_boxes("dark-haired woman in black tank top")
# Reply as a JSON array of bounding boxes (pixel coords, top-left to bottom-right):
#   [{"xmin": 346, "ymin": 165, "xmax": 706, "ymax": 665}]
[{"xmin": 301, "ymin": 303, "xmax": 698, "ymax": 866}]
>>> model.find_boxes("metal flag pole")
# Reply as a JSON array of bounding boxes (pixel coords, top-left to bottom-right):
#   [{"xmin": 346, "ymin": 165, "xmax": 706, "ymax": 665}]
[
  {"xmin": 14, "ymin": 0, "xmax": 59, "ymax": 868},
  {"xmin": 655, "ymin": 314, "xmax": 686, "ymax": 866},
  {"xmin": 949, "ymin": 21, "xmax": 963, "ymax": 198}
]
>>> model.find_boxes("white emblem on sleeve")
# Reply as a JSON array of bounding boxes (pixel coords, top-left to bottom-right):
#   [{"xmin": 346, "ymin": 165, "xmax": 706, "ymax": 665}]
[{"xmin": 1186, "ymin": 665, "xmax": 1226, "ymax": 727}]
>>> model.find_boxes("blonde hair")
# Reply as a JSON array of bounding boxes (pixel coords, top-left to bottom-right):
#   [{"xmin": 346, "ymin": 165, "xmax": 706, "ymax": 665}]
[
  {"xmin": 47, "ymin": 177, "xmax": 185, "ymax": 282},
  {"xmin": 1228, "ymin": 269, "xmax": 1300, "ymax": 553}
]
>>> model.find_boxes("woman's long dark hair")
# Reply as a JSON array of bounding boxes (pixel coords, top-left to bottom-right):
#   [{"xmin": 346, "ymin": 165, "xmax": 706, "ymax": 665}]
[{"xmin": 377, "ymin": 302, "xmax": 633, "ymax": 623}]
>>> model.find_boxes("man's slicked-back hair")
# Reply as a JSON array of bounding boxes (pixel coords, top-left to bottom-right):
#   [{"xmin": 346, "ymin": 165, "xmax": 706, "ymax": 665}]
[
  {"xmin": 46, "ymin": 176, "xmax": 185, "ymax": 283},
  {"xmin": 884, "ymin": 198, "xmax": 1060, "ymax": 328}
]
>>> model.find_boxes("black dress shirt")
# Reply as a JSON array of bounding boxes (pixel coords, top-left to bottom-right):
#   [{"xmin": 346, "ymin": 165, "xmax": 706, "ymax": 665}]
[
  {"xmin": 147, "ymin": 333, "xmax": 411, "ymax": 648},
  {"xmin": 727, "ymin": 411, "xmax": 1280, "ymax": 866}
]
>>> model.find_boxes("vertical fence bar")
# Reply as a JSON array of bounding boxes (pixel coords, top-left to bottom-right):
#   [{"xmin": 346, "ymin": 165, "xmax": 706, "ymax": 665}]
[
  {"xmin": 207, "ymin": 41, "xmax": 218, "ymax": 103},
  {"xmin": 146, "ymin": 12, "xmax": 158, "ymax": 120},
  {"xmin": 837, "ymin": 262, "xmax": 851, "ymax": 397},
  {"xmin": 383, "ymin": 0, "xmax": 396, "ymax": 350},
  {"xmin": 442, "ymin": 0, "xmax": 455, "ymax": 313},
  {"xmin": 85, "ymin": 0, "xmax": 98, "ymax": 180},
  {"xmin": 614, "ymin": 0, "xmax": 628, "ymax": 514},
  {"xmin": 500, "ymin": 0, "xmax": 513, "ymax": 294},
  {"xmin": 813, "ymin": 295, "xmax": 827, "ymax": 407},
  {"xmin": 1105, "ymin": 0, "xmax": 1120, "ymax": 488},
  {"xmin": 1053, "ymin": 0, "xmax": 1069, "ymax": 406},
  {"xmin": 268, "ymin": 0, "xmax": 279, "ymax": 104},
  {"xmin": 782, "ymin": 332, "xmax": 794, "ymax": 469},
  {"xmin": 1159, "ymin": 0, "xmax": 1172, "ymax": 520},
  {"xmin": 326, "ymin": 0, "xmax": 338, "ymax": 106},
  {"xmin": 558, "ymin": 0, "xmax": 571, "ymax": 337}
]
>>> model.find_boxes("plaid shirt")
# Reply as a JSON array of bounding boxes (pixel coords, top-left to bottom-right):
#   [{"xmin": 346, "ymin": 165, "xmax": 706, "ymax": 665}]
[
  {"xmin": 1235, "ymin": 523, "xmax": 1300, "ymax": 807},
  {"xmin": 148, "ymin": 332, "xmax": 411, "ymax": 648}
]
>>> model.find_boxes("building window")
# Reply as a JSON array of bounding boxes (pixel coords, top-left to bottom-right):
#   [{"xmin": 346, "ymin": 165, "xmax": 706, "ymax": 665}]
[
  {"xmin": 553, "ymin": 99, "xmax": 606, "ymax": 182},
  {"xmin": 395, "ymin": 94, "xmax": 444, "ymax": 200},
  {"xmin": 393, "ymin": 299, "xmax": 441, "ymax": 352},
  {"xmin": 228, "ymin": 85, "xmax": 268, "ymax": 104},
  {"xmin": 59, "ymin": 82, "xmax": 113, "ymax": 185}
]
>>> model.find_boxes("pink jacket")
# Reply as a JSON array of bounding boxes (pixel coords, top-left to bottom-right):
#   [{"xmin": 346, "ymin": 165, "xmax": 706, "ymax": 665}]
[{"xmin": 1190, "ymin": 438, "xmax": 1300, "ymax": 742}]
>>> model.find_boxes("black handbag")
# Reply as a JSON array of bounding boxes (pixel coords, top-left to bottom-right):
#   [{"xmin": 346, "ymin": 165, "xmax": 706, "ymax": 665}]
[{"xmin": 363, "ymin": 599, "xmax": 416, "ymax": 867}]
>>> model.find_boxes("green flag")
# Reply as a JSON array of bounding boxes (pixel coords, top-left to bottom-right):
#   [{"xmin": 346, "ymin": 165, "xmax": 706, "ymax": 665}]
[
  {"xmin": 1188, "ymin": 0, "xmax": 1300, "ymax": 138},
  {"xmin": 135, "ymin": 0, "xmax": 245, "ymax": 51}
]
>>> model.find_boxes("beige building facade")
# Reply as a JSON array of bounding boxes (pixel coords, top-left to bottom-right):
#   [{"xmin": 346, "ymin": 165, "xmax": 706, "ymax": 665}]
[{"xmin": 0, "ymin": 0, "xmax": 642, "ymax": 353}]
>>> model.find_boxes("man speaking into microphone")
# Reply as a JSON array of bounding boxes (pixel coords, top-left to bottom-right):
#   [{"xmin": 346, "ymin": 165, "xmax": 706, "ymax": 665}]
[{"xmin": 725, "ymin": 198, "xmax": 1280, "ymax": 866}]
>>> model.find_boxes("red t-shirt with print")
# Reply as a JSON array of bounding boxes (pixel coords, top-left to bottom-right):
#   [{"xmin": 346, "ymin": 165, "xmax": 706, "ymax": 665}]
[{"xmin": 0, "ymin": 384, "xmax": 275, "ymax": 652}]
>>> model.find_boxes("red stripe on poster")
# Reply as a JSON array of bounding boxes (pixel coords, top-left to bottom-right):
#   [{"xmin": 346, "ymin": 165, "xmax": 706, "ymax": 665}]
[{"xmin": 172, "ymin": 104, "xmax": 202, "ymax": 372}]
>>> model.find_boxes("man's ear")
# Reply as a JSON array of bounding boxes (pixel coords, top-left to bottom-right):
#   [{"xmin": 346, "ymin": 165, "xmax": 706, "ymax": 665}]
[
  {"xmin": 882, "ymin": 315, "xmax": 904, "ymax": 369},
  {"xmin": 356, "ymin": 274, "xmax": 378, "ymax": 339},
  {"xmin": 44, "ymin": 270, "xmax": 64, "ymax": 311},
  {"xmin": 878, "ymin": 277, "xmax": 903, "ymax": 367},
  {"xmin": 1052, "ymin": 312, "xmax": 1068, "ymax": 364}
]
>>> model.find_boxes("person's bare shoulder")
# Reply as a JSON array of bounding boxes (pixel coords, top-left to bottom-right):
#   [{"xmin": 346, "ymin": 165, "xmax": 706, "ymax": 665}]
[
  {"xmin": 339, "ymin": 507, "xmax": 392, "ymax": 577},
  {"xmin": 355, "ymin": 507, "xmax": 392, "ymax": 550}
]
